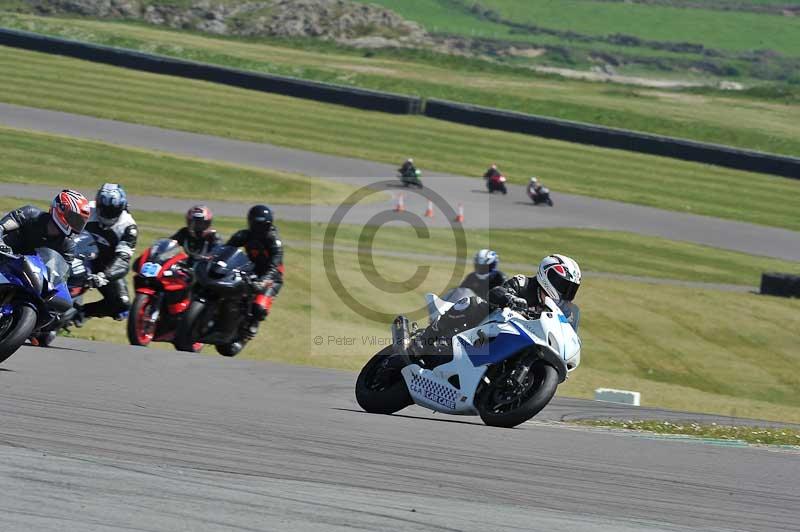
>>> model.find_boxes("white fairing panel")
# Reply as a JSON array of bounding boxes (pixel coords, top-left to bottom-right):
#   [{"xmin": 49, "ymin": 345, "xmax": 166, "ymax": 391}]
[{"xmin": 402, "ymin": 299, "xmax": 582, "ymax": 415}]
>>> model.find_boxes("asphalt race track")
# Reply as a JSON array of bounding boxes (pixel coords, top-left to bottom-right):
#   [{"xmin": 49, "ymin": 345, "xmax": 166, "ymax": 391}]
[
  {"xmin": 1, "ymin": 339, "xmax": 798, "ymax": 532},
  {"xmin": 2, "ymin": 103, "xmax": 800, "ymax": 261}
]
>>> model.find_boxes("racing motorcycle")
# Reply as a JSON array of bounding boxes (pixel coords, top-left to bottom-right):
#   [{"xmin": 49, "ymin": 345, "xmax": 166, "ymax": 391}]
[
  {"xmin": 399, "ymin": 167, "xmax": 423, "ymax": 188},
  {"xmin": 486, "ymin": 174, "xmax": 508, "ymax": 195},
  {"xmin": 0, "ymin": 248, "xmax": 72, "ymax": 363},
  {"xmin": 24, "ymin": 231, "xmax": 99, "ymax": 348},
  {"xmin": 174, "ymin": 245, "xmax": 257, "ymax": 357},
  {"xmin": 128, "ymin": 239, "xmax": 199, "ymax": 351},
  {"xmin": 355, "ymin": 289, "xmax": 581, "ymax": 428},
  {"xmin": 528, "ymin": 186, "xmax": 554, "ymax": 207}
]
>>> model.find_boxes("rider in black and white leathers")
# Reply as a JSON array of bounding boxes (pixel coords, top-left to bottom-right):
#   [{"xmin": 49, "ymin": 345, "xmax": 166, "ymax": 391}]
[{"xmin": 81, "ymin": 185, "xmax": 138, "ymax": 320}]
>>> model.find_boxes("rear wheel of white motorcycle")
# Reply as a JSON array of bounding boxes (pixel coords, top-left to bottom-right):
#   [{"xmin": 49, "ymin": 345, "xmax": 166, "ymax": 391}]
[
  {"xmin": 476, "ymin": 359, "xmax": 559, "ymax": 428},
  {"xmin": 0, "ymin": 305, "xmax": 37, "ymax": 364},
  {"xmin": 355, "ymin": 347, "xmax": 413, "ymax": 415}
]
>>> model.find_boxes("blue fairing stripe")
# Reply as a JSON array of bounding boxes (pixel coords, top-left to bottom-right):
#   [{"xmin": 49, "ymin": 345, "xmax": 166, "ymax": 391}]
[
  {"xmin": 462, "ymin": 323, "xmax": 536, "ymax": 367},
  {"xmin": 559, "ymin": 314, "xmax": 570, "ymax": 323}
]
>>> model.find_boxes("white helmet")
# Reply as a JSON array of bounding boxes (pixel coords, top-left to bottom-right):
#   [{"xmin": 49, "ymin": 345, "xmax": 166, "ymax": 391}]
[
  {"xmin": 530, "ymin": 177, "xmax": 538, "ymax": 184},
  {"xmin": 474, "ymin": 249, "xmax": 499, "ymax": 280},
  {"xmin": 407, "ymin": 158, "xmax": 414, "ymax": 164},
  {"xmin": 537, "ymin": 254, "xmax": 581, "ymax": 302}
]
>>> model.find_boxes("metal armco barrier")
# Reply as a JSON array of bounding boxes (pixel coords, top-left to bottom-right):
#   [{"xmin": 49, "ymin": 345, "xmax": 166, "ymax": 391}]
[
  {"xmin": 0, "ymin": 28, "xmax": 422, "ymax": 115},
  {"xmin": 424, "ymin": 99, "xmax": 800, "ymax": 179},
  {"xmin": 760, "ymin": 272, "xmax": 800, "ymax": 298}
]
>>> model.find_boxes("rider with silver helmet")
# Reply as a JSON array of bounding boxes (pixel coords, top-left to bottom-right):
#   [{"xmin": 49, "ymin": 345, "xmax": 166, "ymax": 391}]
[
  {"xmin": 79, "ymin": 183, "xmax": 138, "ymax": 322},
  {"xmin": 489, "ymin": 254, "xmax": 581, "ymax": 330},
  {"xmin": 459, "ymin": 249, "xmax": 506, "ymax": 299}
]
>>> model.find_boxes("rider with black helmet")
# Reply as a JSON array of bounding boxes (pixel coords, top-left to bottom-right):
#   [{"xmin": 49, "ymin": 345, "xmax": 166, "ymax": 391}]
[{"xmin": 226, "ymin": 205, "xmax": 284, "ymax": 339}]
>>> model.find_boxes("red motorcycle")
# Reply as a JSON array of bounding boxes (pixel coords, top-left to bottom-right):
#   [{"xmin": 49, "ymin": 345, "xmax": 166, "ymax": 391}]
[
  {"xmin": 128, "ymin": 239, "xmax": 201, "ymax": 351},
  {"xmin": 486, "ymin": 173, "xmax": 508, "ymax": 195}
]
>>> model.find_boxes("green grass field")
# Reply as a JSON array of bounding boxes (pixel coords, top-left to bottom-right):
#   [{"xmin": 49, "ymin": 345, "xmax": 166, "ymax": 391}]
[
  {"xmin": 358, "ymin": 0, "xmax": 800, "ymax": 55},
  {"xmin": 3, "ymin": 197, "xmax": 799, "ymax": 423},
  {"xmin": 0, "ymin": 126, "xmax": 368, "ymax": 205},
  {"xmin": 352, "ymin": 0, "xmax": 800, "ymax": 83},
  {"xmin": 3, "ymin": 13, "xmax": 800, "ymax": 157},
  {"xmin": 2, "ymin": 46, "xmax": 799, "ymax": 231}
]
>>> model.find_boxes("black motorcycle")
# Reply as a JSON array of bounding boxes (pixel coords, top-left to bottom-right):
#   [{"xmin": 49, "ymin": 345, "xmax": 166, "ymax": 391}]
[
  {"xmin": 529, "ymin": 186, "xmax": 554, "ymax": 207},
  {"xmin": 174, "ymin": 245, "xmax": 257, "ymax": 357},
  {"xmin": 399, "ymin": 167, "xmax": 423, "ymax": 188}
]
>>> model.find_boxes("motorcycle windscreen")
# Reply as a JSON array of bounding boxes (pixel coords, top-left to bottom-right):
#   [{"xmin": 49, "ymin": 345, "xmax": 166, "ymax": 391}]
[
  {"xmin": 558, "ymin": 301, "xmax": 581, "ymax": 332},
  {"xmin": 149, "ymin": 238, "xmax": 182, "ymax": 263},
  {"xmin": 210, "ymin": 246, "xmax": 253, "ymax": 272},
  {"xmin": 36, "ymin": 248, "xmax": 70, "ymax": 289},
  {"xmin": 73, "ymin": 231, "xmax": 99, "ymax": 261}
]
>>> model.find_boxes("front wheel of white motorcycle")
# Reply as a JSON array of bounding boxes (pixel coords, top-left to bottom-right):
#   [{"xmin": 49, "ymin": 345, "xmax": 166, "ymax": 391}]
[
  {"xmin": 477, "ymin": 360, "xmax": 559, "ymax": 428},
  {"xmin": 355, "ymin": 347, "xmax": 413, "ymax": 415}
]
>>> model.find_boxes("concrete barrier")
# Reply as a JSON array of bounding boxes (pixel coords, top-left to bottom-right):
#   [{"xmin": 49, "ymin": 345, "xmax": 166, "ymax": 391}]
[{"xmin": 594, "ymin": 388, "xmax": 641, "ymax": 406}]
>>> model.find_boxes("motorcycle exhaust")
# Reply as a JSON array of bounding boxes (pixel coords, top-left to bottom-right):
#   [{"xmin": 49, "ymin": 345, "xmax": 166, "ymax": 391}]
[{"xmin": 391, "ymin": 315, "xmax": 412, "ymax": 364}]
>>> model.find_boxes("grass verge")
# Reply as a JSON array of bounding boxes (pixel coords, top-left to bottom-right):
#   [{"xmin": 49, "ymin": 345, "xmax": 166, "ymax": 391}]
[
  {"xmin": 1, "ymin": 46, "xmax": 799, "ymax": 230},
  {"xmin": 1, "ymin": 13, "xmax": 799, "ymax": 156},
  {"xmin": 5, "ymin": 198, "xmax": 798, "ymax": 423},
  {"xmin": 0, "ymin": 126, "xmax": 367, "ymax": 205},
  {"xmin": 576, "ymin": 419, "xmax": 800, "ymax": 446}
]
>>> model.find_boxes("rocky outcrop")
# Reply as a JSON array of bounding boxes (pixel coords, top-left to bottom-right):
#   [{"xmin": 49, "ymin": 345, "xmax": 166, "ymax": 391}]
[{"xmin": 24, "ymin": 0, "xmax": 430, "ymax": 45}]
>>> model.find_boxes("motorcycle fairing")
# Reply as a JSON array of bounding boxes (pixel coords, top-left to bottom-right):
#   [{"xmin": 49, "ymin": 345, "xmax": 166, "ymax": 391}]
[{"xmin": 401, "ymin": 303, "xmax": 581, "ymax": 415}]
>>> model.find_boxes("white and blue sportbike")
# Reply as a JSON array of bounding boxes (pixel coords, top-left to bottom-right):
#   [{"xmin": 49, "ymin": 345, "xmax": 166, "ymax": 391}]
[{"xmin": 356, "ymin": 289, "xmax": 581, "ymax": 428}]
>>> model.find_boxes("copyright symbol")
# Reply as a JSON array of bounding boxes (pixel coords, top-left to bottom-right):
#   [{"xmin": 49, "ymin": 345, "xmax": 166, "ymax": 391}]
[
  {"xmin": 323, "ymin": 181, "xmax": 467, "ymax": 324},
  {"xmin": 313, "ymin": 336, "xmax": 324, "ymax": 346}
]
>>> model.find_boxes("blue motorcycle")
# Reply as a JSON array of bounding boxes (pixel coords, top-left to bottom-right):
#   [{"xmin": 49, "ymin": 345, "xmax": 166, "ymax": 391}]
[{"xmin": 0, "ymin": 248, "xmax": 72, "ymax": 363}]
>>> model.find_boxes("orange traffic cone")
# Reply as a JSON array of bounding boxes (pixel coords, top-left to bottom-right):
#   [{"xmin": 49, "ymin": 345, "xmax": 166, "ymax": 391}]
[
  {"xmin": 394, "ymin": 193, "xmax": 405, "ymax": 212},
  {"xmin": 454, "ymin": 202, "xmax": 465, "ymax": 223},
  {"xmin": 424, "ymin": 200, "xmax": 434, "ymax": 218}
]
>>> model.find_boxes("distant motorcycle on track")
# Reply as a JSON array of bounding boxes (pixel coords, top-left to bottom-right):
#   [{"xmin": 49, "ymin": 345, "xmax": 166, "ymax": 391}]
[
  {"xmin": 485, "ymin": 174, "xmax": 508, "ymax": 195},
  {"xmin": 355, "ymin": 288, "xmax": 581, "ymax": 428},
  {"xmin": 399, "ymin": 167, "xmax": 423, "ymax": 188},
  {"xmin": 528, "ymin": 186, "xmax": 554, "ymax": 207}
]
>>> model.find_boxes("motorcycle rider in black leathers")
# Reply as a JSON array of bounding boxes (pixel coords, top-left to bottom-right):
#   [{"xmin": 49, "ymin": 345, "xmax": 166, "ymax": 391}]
[
  {"xmin": 459, "ymin": 249, "xmax": 506, "ymax": 299},
  {"xmin": 170, "ymin": 205, "xmax": 221, "ymax": 263},
  {"xmin": 0, "ymin": 190, "xmax": 91, "ymax": 264},
  {"xmin": 226, "ymin": 204, "xmax": 284, "ymax": 342},
  {"xmin": 399, "ymin": 158, "xmax": 417, "ymax": 177},
  {"xmin": 413, "ymin": 254, "xmax": 581, "ymax": 357},
  {"xmin": 483, "ymin": 163, "xmax": 502, "ymax": 180},
  {"xmin": 79, "ymin": 184, "xmax": 138, "ymax": 322}
]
